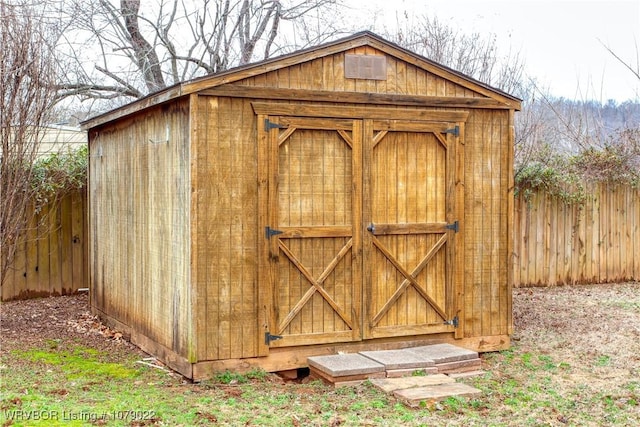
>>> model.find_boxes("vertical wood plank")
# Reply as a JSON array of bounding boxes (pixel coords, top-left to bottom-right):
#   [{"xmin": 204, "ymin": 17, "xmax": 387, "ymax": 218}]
[
  {"xmin": 351, "ymin": 119, "xmax": 363, "ymax": 341},
  {"xmin": 188, "ymin": 93, "xmax": 200, "ymax": 362},
  {"xmin": 36, "ymin": 203, "xmax": 50, "ymax": 295},
  {"xmin": 480, "ymin": 111, "xmax": 492, "ymax": 335},
  {"xmin": 25, "ymin": 209, "xmax": 39, "ymax": 295},
  {"xmin": 453, "ymin": 120, "xmax": 466, "ymax": 338},
  {"xmin": 362, "ymin": 118, "xmax": 374, "ymax": 337},
  {"xmin": 268, "ymin": 114, "xmax": 281, "ymax": 339},
  {"xmin": 546, "ymin": 194, "xmax": 555, "ymax": 284},
  {"xmin": 240, "ymin": 99, "xmax": 258, "ymax": 358},
  {"xmin": 256, "ymin": 115, "xmax": 275, "ymax": 356},
  {"xmin": 604, "ymin": 184, "xmax": 611, "ymax": 281},
  {"xmin": 505, "ymin": 110, "xmax": 514, "ymax": 335},
  {"xmin": 630, "ymin": 188, "xmax": 640, "ymax": 280},
  {"xmin": 463, "ymin": 112, "xmax": 478, "ymax": 337},
  {"xmin": 577, "ymin": 192, "xmax": 587, "ymax": 283},
  {"xmin": 584, "ymin": 191, "xmax": 594, "ymax": 282},
  {"xmin": 570, "ymin": 202, "xmax": 580, "ymax": 284},
  {"xmin": 535, "ymin": 191, "xmax": 545, "ymax": 285},
  {"xmin": 11, "ymin": 220, "xmax": 27, "ymax": 299},
  {"xmin": 632, "ymin": 186, "xmax": 637, "ymax": 279},
  {"xmin": 623, "ymin": 187, "xmax": 630, "ymax": 280},
  {"xmin": 593, "ymin": 186, "xmax": 601, "ymax": 282},
  {"xmin": 491, "ymin": 113, "xmax": 503, "ymax": 336},
  {"xmin": 225, "ymin": 97, "xmax": 243, "ymax": 359},
  {"xmin": 613, "ymin": 186, "xmax": 622, "ymax": 281},
  {"xmin": 49, "ymin": 201, "xmax": 62, "ymax": 295},
  {"xmin": 71, "ymin": 192, "xmax": 84, "ymax": 290}
]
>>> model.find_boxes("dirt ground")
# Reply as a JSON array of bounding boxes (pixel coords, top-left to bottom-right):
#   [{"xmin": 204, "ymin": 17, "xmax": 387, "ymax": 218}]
[
  {"xmin": 2, "ymin": 282, "xmax": 638, "ymax": 375},
  {"xmin": 0, "ymin": 292, "xmax": 145, "ymax": 361},
  {"xmin": 512, "ymin": 281, "xmax": 640, "ymax": 394},
  {"xmin": 1, "ymin": 282, "xmax": 639, "ymax": 426}
]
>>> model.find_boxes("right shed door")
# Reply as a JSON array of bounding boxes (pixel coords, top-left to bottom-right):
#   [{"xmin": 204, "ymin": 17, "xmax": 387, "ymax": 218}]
[{"xmin": 363, "ymin": 119, "xmax": 462, "ymax": 339}]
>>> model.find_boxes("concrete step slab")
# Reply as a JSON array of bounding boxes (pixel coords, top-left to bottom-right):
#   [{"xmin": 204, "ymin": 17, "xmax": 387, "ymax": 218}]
[
  {"xmin": 359, "ymin": 349, "xmax": 436, "ymax": 370},
  {"xmin": 307, "ymin": 353, "xmax": 385, "ymax": 377},
  {"xmin": 369, "ymin": 374, "xmax": 455, "ymax": 393},
  {"xmin": 394, "ymin": 383, "xmax": 482, "ymax": 407},
  {"xmin": 407, "ymin": 343, "xmax": 478, "ymax": 364}
]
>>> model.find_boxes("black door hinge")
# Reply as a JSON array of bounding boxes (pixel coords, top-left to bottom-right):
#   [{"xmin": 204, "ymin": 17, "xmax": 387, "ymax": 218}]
[
  {"xmin": 264, "ymin": 118, "xmax": 286, "ymax": 131},
  {"xmin": 445, "ymin": 220, "xmax": 459, "ymax": 233},
  {"xmin": 445, "ymin": 126, "xmax": 459, "ymax": 136},
  {"xmin": 265, "ymin": 226, "xmax": 283, "ymax": 239},
  {"xmin": 265, "ymin": 332, "xmax": 283, "ymax": 345},
  {"xmin": 444, "ymin": 315, "xmax": 459, "ymax": 328}
]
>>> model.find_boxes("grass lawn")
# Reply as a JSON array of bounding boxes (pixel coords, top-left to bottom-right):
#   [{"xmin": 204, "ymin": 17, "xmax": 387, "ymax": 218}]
[{"xmin": 1, "ymin": 282, "xmax": 639, "ymax": 426}]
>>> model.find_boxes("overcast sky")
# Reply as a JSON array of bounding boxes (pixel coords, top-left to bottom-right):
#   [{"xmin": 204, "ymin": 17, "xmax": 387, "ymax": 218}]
[{"xmin": 349, "ymin": 0, "xmax": 640, "ymax": 102}]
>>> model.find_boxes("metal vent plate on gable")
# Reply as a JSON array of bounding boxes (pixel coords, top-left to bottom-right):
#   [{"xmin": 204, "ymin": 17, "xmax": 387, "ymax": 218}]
[{"xmin": 345, "ymin": 54, "xmax": 387, "ymax": 80}]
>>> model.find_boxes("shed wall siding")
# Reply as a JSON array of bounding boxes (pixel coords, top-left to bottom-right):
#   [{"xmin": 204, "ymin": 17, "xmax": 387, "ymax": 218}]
[
  {"xmin": 193, "ymin": 96, "xmax": 259, "ymax": 361},
  {"xmin": 237, "ymin": 47, "xmax": 483, "ymax": 98},
  {"xmin": 192, "ymin": 99, "xmax": 512, "ymax": 362},
  {"xmin": 235, "ymin": 49, "xmax": 513, "ymax": 342},
  {"xmin": 90, "ymin": 100, "xmax": 192, "ymax": 357},
  {"xmin": 463, "ymin": 109, "xmax": 511, "ymax": 338}
]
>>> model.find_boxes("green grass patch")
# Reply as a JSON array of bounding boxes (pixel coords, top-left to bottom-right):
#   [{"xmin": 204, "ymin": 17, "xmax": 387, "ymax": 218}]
[
  {"xmin": 12, "ymin": 346, "xmax": 139, "ymax": 380},
  {"xmin": 596, "ymin": 355, "xmax": 611, "ymax": 367},
  {"xmin": 2, "ymin": 329, "xmax": 640, "ymax": 426},
  {"xmin": 211, "ymin": 367, "xmax": 268, "ymax": 384}
]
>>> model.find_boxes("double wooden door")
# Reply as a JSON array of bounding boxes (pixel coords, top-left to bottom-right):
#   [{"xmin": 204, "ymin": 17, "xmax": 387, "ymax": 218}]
[{"xmin": 258, "ymin": 109, "xmax": 464, "ymax": 351}]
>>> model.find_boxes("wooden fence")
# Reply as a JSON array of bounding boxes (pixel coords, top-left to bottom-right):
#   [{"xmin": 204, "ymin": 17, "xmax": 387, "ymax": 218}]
[
  {"xmin": 514, "ymin": 184, "xmax": 640, "ymax": 287},
  {"xmin": 2, "ymin": 184, "xmax": 638, "ymax": 300},
  {"xmin": 1, "ymin": 190, "xmax": 87, "ymax": 301}
]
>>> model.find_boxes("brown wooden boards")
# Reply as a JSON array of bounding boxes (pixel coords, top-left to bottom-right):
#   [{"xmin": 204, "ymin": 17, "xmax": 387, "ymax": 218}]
[
  {"xmin": 263, "ymin": 117, "xmax": 362, "ymax": 347},
  {"xmin": 364, "ymin": 122, "xmax": 459, "ymax": 339},
  {"xmin": 258, "ymin": 108, "xmax": 465, "ymax": 350}
]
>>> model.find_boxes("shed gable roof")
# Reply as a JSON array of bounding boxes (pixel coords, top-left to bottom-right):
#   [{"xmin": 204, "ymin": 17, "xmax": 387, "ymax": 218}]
[{"xmin": 84, "ymin": 31, "xmax": 521, "ymax": 129}]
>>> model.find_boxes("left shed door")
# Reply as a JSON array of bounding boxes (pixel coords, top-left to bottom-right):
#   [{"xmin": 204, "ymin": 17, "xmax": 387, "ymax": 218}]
[{"xmin": 258, "ymin": 116, "xmax": 363, "ymax": 348}]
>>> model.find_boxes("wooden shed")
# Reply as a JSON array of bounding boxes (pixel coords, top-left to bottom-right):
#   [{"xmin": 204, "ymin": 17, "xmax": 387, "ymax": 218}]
[{"xmin": 84, "ymin": 31, "xmax": 521, "ymax": 380}]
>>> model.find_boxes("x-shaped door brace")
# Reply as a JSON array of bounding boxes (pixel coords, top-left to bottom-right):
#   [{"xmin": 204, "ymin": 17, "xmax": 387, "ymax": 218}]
[
  {"xmin": 277, "ymin": 239, "xmax": 354, "ymax": 333},
  {"xmin": 370, "ymin": 234, "xmax": 448, "ymax": 326}
]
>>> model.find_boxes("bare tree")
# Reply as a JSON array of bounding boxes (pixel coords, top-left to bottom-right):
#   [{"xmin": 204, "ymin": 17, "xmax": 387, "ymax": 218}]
[
  {"xmin": 54, "ymin": 0, "xmax": 344, "ymax": 105},
  {"xmin": 385, "ymin": 13, "xmax": 526, "ymax": 95},
  {"xmin": 381, "ymin": 13, "xmax": 546, "ymax": 173},
  {"xmin": 1, "ymin": 1, "xmax": 60, "ymax": 286},
  {"xmin": 600, "ymin": 38, "xmax": 640, "ymax": 83}
]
